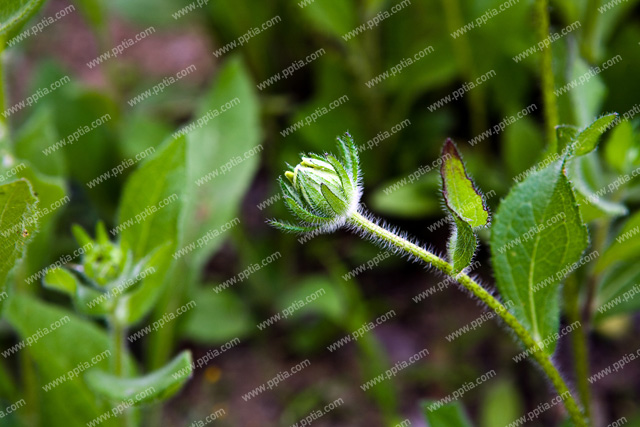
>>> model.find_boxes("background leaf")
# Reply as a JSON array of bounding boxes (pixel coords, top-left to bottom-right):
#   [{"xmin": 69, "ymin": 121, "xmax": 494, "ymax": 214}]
[
  {"xmin": 422, "ymin": 400, "xmax": 473, "ymax": 427},
  {"xmin": 0, "ymin": 0, "xmax": 46, "ymax": 39},
  {"xmin": 0, "ymin": 179, "xmax": 37, "ymax": 297},
  {"xmin": 4, "ymin": 294, "xmax": 134, "ymax": 427},
  {"xmin": 85, "ymin": 350, "xmax": 192, "ymax": 405}
]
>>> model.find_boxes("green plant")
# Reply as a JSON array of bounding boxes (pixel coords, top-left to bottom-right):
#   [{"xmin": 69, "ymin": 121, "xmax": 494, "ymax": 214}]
[{"xmin": 271, "ymin": 121, "xmax": 628, "ymax": 426}]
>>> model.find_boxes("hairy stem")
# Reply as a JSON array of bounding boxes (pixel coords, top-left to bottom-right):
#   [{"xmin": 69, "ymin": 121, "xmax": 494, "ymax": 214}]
[
  {"xmin": 565, "ymin": 273, "xmax": 591, "ymax": 418},
  {"xmin": 347, "ymin": 210, "xmax": 588, "ymax": 427},
  {"xmin": 535, "ymin": 0, "xmax": 559, "ymax": 153}
]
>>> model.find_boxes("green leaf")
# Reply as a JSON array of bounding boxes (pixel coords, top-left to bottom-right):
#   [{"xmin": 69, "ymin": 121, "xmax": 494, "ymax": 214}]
[
  {"xmin": 117, "ymin": 135, "xmax": 185, "ymax": 325},
  {"xmin": 119, "ymin": 135, "xmax": 184, "ymax": 258},
  {"xmin": 604, "ymin": 120, "xmax": 637, "ymax": 174},
  {"xmin": 298, "ymin": 0, "xmax": 357, "ymax": 40},
  {"xmin": 5, "ymin": 294, "xmax": 133, "ymax": 427},
  {"xmin": 422, "ymin": 400, "xmax": 473, "ymax": 427},
  {"xmin": 555, "ymin": 124, "xmax": 579, "ymax": 157},
  {"xmin": 0, "ymin": 179, "xmax": 38, "ymax": 297},
  {"xmin": 568, "ymin": 58, "xmax": 607, "ymax": 128},
  {"xmin": 116, "ymin": 243, "xmax": 173, "ymax": 325},
  {"xmin": 440, "ymin": 139, "xmax": 489, "ymax": 228},
  {"xmin": 480, "ymin": 379, "xmax": 523, "ymax": 427},
  {"xmin": 14, "ymin": 107, "xmax": 65, "ymax": 177},
  {"xmin": 491, "ymin": 160, "xmax": 588, "ymax": 350},
  {"xmin": 180, "ymin": 288, "xmax": 253, "ymax": 344},
  {"xmin": 571, "ymin": 113, "xmax": 619, "ymax": 157},
  {"xmin": 276, "ymin": 276, "xmax": 346, "ymax": 323},
  {"xmin": 182, "ymin": 56, "xmax": 260, "ymax": 272},
  {"xmin": 595, "ymin": 211, "xmax": 640, "ymax": 273},
  {"xmin": 440, "ymin": 139, "xmax": 488, "ymax": 273},
  {"xmin": 43, "ymin": 267, "xmax": 78, "ymax": 295},
  {"xmin": 85, "ymin": 350, "xmax": 192, "ymax": 405},
  {"xmin": 448, "ymin": 216, "xmax": 477, "ymax": 274},
  {"xmin": 0, "ymin": 0, "xmax": 46, "ymax": 39},
  {"xmin": 567, "ymin": 156, "xmax": 627, "ymax": 223},
  {"xmin": 595, "ymin": 262, "xmax": 640, "ymax": 321}
]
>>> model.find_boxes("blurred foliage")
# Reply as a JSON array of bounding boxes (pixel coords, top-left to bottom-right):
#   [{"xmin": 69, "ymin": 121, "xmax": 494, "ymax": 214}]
[{"xmin": 0, "ymin": 0, "xmax": 637, "ymax": 425}]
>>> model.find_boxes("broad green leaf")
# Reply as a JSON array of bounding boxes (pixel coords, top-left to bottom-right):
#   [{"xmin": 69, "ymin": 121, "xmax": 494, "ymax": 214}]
[
  {"xmin": 14, "ymin": 107, "xmax": 65, "ymax": 177},
  {"xmin": 85, "ymin": 351, "xmax": 192, "ymax": 405},
  {"xmin": 180, "ymin": 288, "xmax": 253, "ymax": 345},
  {"xmin": 422, "ymin": 400, "xmax": 473, "ymax": 427},
  {"xmin": 571, "ymin": 113, "xmax": 619, "ymax": 156},
  {"xmin": 491, "ymin": 160, "xmax": 588, "ymax": 349},
  {"xmin": 182, "ymin": 56, "xmax": 260, "ymax": 271},
  {"xmin": 5, "ymin": 294, "xmax": 133, "ymax": 427},
  {"xmin": 0, "ymin": 179, "xmax": 37, "ymax": 296},
  {"xmin": 448, "ymin": 216, "xmax": 477, "ymax": 274},
  {"xmin": 119, "ymin": 135, "xmax": 184, "ymax": 259},
  {"xmin": 440, "ymin": 139, "xmax": 489, "ymax": 228},
  {"xmin": 117, "ymin": 135, "xmax": 184, "ymax": 325},
  {"xmin": 604, "ymin": 120, "xmax": 637, "ymax": 174},
  {"xmin": 43, "ymin": 267, "xmax": 78, "ymax": 295},
  {"xmin": 0, "ymin": 0, "xmax": 46, "ymax": 38},
  {"xmin": 480, "ymin": 379, "xmax": 523, "ymax": 427},
  {"xmin": 595, "ymin": 211, "xmax": 640, "ymax": 273},
  {"xmin": 12, "ymin": 163, "xmax": 68, "ymax": 279},
  {"xmin": 595, "ymin": 262, "xmax": 640, "ymax": 321}
]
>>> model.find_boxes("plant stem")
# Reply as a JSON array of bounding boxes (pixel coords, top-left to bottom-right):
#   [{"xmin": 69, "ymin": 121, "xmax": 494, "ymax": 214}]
[
  {"xmin": 535, "ymin": 0, "xmax": 559, "ymax": 153},
  {"xmin": 110, "ymin": 317, "xmax": 134, "ymax": 427},
  {"xmin": 564, "ymin": 273, "xmax": 591, "ymax": 418},
  {"xmin": 347, "ymin": 210, "xmax": 588, "ymax": 427}
]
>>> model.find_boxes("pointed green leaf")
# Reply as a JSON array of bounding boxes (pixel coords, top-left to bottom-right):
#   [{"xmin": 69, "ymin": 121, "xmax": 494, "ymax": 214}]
[
  {"xmin": 43, "ymin": 267, "xmax": 78, "ymax": 295},
  {"xmin": 321, "ymin": 184, "xmax": 347, "ymax": 215},
  {"xmin": 85, "ymin": 351, "xmax": 192, "ymax": 405},
  {"xmin": 324, "ymin": 153, "xmax": 353, "ymax": 198},
  {"xmin": 491, "ymin": 160, "xmax": 588, "ymax": 350},
  {"xmin": 441, "ymin": 139, "xmax": 489, "ymax": 228},
  {"xmin": 268, "ymin": 220, "xmax": 318, "ymax": 234},
  {"xmin": 448, "ymin": 216, "xmax": 477, "ymax": 274},
  {"xmin": 0, "ymin": 179, "xmax": 38, "ymax": 298},
  {"xmin": 422, "ymin": 400, "xmax": 473, "ymax": 427},
  {"xmin": 571, "ymin": 113, "xmax": 619, "ymax": 156},
  {"xmin": 0, "ymin": 0, "xmax": 47, "ymax": 39},
  {"xmin": 72, "ymin": 224, "xmax": 94, "ymax": 249},
  {"xmin": 284, "ymin": 196, "xmax": 332, "ymax": 225}
]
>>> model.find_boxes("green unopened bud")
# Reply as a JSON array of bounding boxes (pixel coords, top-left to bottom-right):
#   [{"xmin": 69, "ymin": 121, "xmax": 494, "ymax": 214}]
[{"xmin": 269, "ymin": 132, "xmax": 362, "ymax": 234}]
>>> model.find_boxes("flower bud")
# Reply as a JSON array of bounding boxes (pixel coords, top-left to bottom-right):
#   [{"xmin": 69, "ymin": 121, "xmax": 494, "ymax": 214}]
[{"xmin": 270, "ymin": 132, "xmax": 362, "ymax": 234}]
